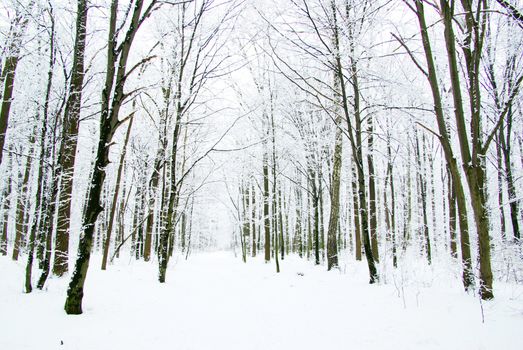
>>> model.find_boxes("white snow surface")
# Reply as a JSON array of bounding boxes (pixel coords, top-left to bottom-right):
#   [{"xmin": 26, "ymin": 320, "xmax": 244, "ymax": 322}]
[{"xmin": 1, "ymin": 252, "xmax": 523, "ymax": 350}]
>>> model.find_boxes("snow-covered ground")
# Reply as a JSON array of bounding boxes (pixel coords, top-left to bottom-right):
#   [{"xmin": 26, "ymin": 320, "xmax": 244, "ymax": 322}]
[{"xmin": 1, "ymin": 252, "xmax": 522, "ymax": 350}]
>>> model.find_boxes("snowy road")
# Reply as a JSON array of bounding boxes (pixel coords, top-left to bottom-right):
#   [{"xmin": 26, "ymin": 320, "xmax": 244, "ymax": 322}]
[{"xmin": 1, "ymin": 251, "xmax": 522, "ymax": 349}]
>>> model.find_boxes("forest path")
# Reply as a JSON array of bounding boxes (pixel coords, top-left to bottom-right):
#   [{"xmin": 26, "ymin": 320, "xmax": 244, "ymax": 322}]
[{"xmin": 1, "ymin": 251, "xmax": 522, "ymax": 350}]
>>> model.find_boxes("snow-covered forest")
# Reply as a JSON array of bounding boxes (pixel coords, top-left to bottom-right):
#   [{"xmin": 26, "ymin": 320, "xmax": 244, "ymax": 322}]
[{"xmin": 1, "ymin": 0, "xmax": 522, "ymax": 348}]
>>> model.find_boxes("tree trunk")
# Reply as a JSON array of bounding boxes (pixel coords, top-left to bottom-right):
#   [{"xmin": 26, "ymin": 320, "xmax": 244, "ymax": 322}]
[
  {"xmin": 279, "ymin": 188, "xmax": 285, "ymax": 261},
  {"xmin": 342, "ymin": 10, "xmax": 378, "ymax": 281},
  {"xmin": 294, "ymin": 183, "xmax": 303, "ymax": 258},
  {"xmin": 64, "ymin": 131, "xmax": 107, "ymax": 313},
  {"xmin": 0, "ymin": 2, "xmax": 33, "ymax": 166},
  {"xmin": 35, "ymin": 6, "xmax": 60, "ymax": 290},
  {"xmin": 270, "ymin": 108, "xmax": 280, "ymax": 272},
  {"xmin": 444, "ymin": 0, "xmax": 493, "ymax": 299},
  {"xmin": 1, "ymin": 157, "xmax": 12, "ymax": 255},
  {"xmin": 52, "ymin": 0, "xmax": 89, "ymax": 277},
  {"xmin": 415, "ymin": 132, "xmax": 431, "ymax": 264},
  {"xmin": 327, "ymin": 113, "xmax": 342, "ymax": 270},
  {"xmin": 448, "ymin": 171, "xmax": 458, "ymax": 258},
  {"xmin": 310, "ymin": 170, "xmax": 320, "ymax": 266},
  {"xmin": 263, "ymin": 148, "xmax": 270, "ymax": 262},
  {"xmin": 25, "ymin": 112, "xmax": 50, "ymax": 293},
  {"xmin": 36, "ymin": 177, "xmax": 58, "ymax": 289},
  {"xmin": 367, "ymin": 114, "xmax": 379, "ymax": 263},
  {"xmin": 385, "ymin": 130, "xmax": 397, "ymax": 268},
  {"xmin": 413, "ymin": 0, "xmax": 474, "ymax": 290},
  {"xmin": 273, "ymin": 183, "xmax": 280, "ymax": 273},
  {"xmin": 495, "ymin": 134, "xmax": 506, "ymax": 240},
  {"xmin": 135, "ymin": 175, "xmax": 147, "ymax": 259},
  {"xmin": 251, "ymin": 184, "xmax": 257, "ymax": 257},
  {"xmin": 65, "ymin": 0, "xmax": 153, "ymax": 313},
  {"xmin": 500, "ymin": 112, "xmax": 520, "ymax": 240},
  {"xmin": 352, "ymin": 164, "xmax": 362, "ymax": 261},
  {"xmin": 101, "ymin": 117, "xmax": 133, "ymax": 270},
  {"xmin": 25, "ymin": 15, "xmax": 58, "ymax": 291},
  {"xmin": 143, "ymin": 97, "xmax": 168, "ymax": 261},
  {"xmin": 12, "ymin": 140, "xmax": 33, "ymax": 261}
]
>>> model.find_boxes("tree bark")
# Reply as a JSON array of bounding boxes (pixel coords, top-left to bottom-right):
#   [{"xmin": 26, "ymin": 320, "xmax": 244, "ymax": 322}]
[
  {"xmin": 52, "ymin": 0, "xmax": 89, "ymax": 277},
  {"xmin": 327, "ymin": 113, "xmax": 342, "ymax": 270},
  {"xmin": 443, "ymin": 0, "xmax": 493, "ymax": 299},
  {"xmin": 251, "ymin": 184, "xmax": 257, "ymax": 257},
  {"xmin": 415, "ymin": 132, "xmax": 431, "ymax": 264},
  {"xmin": 0, "ymin": 156, "xmax": 12, "ymax": 255},
  {"xmin": 367, "ymin": 114, "xmax": 379, "ymax": 263},
  {"xmin": 270, "ymin": 103, "xmax": 280, "ymax": 272},
  {"xmin": 0, "ymin": 2, "xmax": 33, "ymax": 166},
  {"xmin": 343, "ymin": 7, "xmax": 378, "ymax": 281},
  {"xmin": 101, "ymin": 116, "xmax": 133, "ymax": 270},
  {"xmin": 500, "ymin": 110, "xmax": 520, "ymax": 240},
  {"xmin": 263, "ymin": 143, "xmax": 270, "ymax": 262},
  {"xmin": 294, "ymin": 182, "xmax": 303, "ymax": 258},
  {"xmin": 495, "ymin": 134, "xmax": 506, "ymax": 240},
  {"xmin": 65, "ymin": 0, "xmax": 154, "ymax": 314},
  {"xmin": 352, "ymin": 164, "xmax": 362, "ymax": 261},
  {"xmin": 411, "ymin": 0, "xmax": 474, "ymax": 290},
  {"xmin": 448, "ymin": 171, "xmax": 458, "ymax": 258},
  {"xmin": 143, "ymin": 87, "xmax": 169, "ymax": 261},
  {"xmin": 12, "ymin": 140, "xmax": 33, "ymax": 261},
  {"xmin": 25, "ymin": 105, "xmax": 51, "ymax": 293},
  {"xmin": 385, "ymin": 130, "xmax": 397, "ymax": 268}
]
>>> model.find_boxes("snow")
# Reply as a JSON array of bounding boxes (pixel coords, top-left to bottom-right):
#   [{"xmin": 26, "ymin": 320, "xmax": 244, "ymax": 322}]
[{"xmin": 1, "ymin": 252, "xmax": 522, "ymax": 350}]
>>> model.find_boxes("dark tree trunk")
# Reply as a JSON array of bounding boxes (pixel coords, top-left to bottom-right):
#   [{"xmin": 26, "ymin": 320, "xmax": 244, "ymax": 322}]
[
  {"xmin": 385, "ymin": 130, "xmax": 397, "ymax": 268},
  {"xmin": 25, "ymin": 111, "xmax": 50, "ymax": 293},
  {"xmin": 36, "ymin": 5, "xmax": 60, "ymax": 290},
  {"xmin": 12, "ymin": 141, "xmax": 33, "ymax": 261},
  {"xmin": 415, "ymin": 132, "xmax": 431, "ymax": 264},
  {"xmin": 411, "ymin": 0, "xmax": 474, "ymax": 290},
  {"xmin": 448, "ymin": 172, "xmax": 458, "ymax": 258},
  {"xmin": 65, "ymin": 0, "xmax": 154, "ymax": 314},
  {"xmin": 101, "ymin": 117, "xmax": 133, "ymax": 270},
  {"xmin": 500, "ymin": 110, "xmax": 520, "ymax": 240},
  {"xmin": 445, "ymin": 0, "xmax": 493, "ymax": 299},
  {"xmin": 294, "ymin": 182, "xmax": 303, "ymax": 258},
  {"xmin": 279, "ymin": 188, "xmax": 285, "ymax": 261},
  {"xmin": 352, "ymin": 164, "xmax": 362, "ymax": 261},
  {"xmin": 327, "ymin": 113, "xmax": 342, "ymax": 270},
  {"xmin": 53, "ymin": 0, "xmax": 89, "ymax": 277},
  {"xmin": 251, "ymin": 184, "xmax": 257, "ymax": 257},
  {"xmin": 367, "ymin": 114, "xmax": 379, "ymax": 263},
  {"xmin": 25, "ymin": 14, "xmax": 57, "ymax": 291},
  {"xmin": 0, "ymin": 2, "xmax": 33, "ymax": 166},
  {"xmin": 0, "ymin": 156, "xmax": 12, "ymax": 255},
  {"xmin": 263, "ymin": 149, "xmax": 270, "ymax": 262},
  {"xmin": 143, "ymin": 101, "xmax": 168, "ymax": 262}
]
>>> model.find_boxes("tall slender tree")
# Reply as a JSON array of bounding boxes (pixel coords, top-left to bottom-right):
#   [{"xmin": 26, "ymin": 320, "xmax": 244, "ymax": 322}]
[
  {"xmin": 65, "ymin": 0, "xmax": 160, "ymax": 314},
  {"xmin": 0, "ymin": 1, "xmax": 34, "ymax": 166},
  {"xmin": 52, "ymin": 0, "xmax": 90, "ymax": 277}
]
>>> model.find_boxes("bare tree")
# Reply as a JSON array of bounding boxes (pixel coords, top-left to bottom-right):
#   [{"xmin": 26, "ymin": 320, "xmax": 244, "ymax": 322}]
[
  {"xmin": 0, "ymin": 0, "xmax": 35, "ymax": 166},
  {"xmin": 65, "ymin": 0, "xmax": 162, "ymax": 314},
  {"xmin": 52, "ymin": 0, "xmax": 90, "ymax": 277}
]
